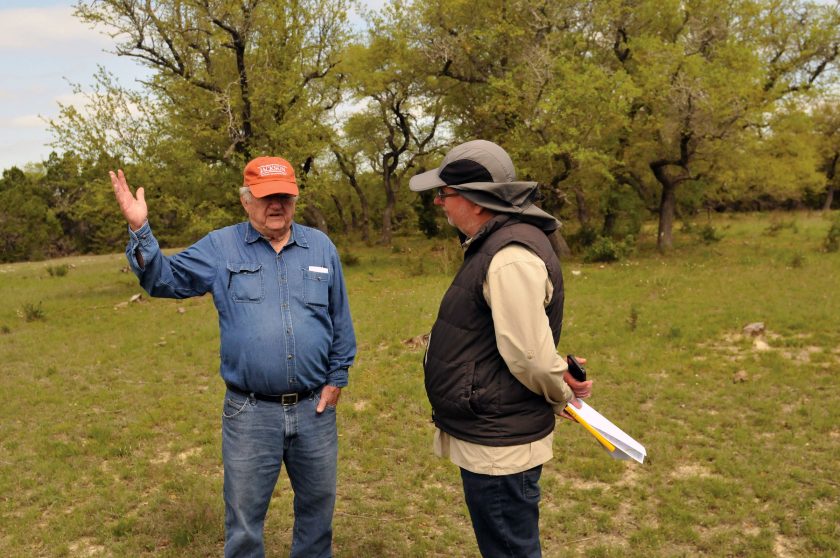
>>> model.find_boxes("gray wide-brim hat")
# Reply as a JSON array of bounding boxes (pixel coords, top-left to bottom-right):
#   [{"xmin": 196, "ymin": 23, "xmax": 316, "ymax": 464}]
[{"xmin": 409, "ymin": 140, "xmax": 559, "ymax": 232}]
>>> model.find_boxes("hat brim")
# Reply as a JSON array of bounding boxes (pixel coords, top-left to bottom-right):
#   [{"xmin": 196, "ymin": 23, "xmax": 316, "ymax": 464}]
[
  {"xmin": 409, "ymin": 169, "xmax": 446, "ymax": 192},
  {"xmin": 248, "ymin": 181, "xmax": 299, "ymax": 197}
]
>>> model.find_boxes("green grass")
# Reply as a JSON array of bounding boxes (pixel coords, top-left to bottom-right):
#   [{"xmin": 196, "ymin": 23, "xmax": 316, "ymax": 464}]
[{"xmin": 1, "ymin": 212, "xmax": 839, "ymax": 557}]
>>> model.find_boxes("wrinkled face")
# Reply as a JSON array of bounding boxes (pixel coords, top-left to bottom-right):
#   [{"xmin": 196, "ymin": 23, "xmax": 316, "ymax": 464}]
[{"xmin": 241, "ymin": 192, "xmax": 297, "ymax": 239}]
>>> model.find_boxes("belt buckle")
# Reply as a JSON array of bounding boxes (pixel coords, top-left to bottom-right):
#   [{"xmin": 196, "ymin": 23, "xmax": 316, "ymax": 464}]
[{"xmin": 280, "ymin": 393, "xmax": 298, "ymax": 405}]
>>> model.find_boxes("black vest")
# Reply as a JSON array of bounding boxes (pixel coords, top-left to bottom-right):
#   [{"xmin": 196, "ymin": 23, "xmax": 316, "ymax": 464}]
[{"xmin": 424, "ymin": 215, "xmax": 564, "ymax": 446}]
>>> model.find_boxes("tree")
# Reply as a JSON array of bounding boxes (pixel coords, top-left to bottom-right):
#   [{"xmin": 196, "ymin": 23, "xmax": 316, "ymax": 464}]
[
  {"xmin": 602, "ymin": 0, "xmax": 840, "ymax": 250},
  {"xmin": 413, "ymin": 0, "xmax": 636, "ymax": 253},
  {"xmin": 812, "ymin": 98, "xmax": 840, "ymax": 211},
  {"xmin": 0, "ymin": 168, "xmax": 62, "ymax": 262},
  {"xmin": 331, "ymin": 144, "xmax": 373, "ymax": 241},
  {"xmin": 72, "ymin": 0, "xmax": 350, "ymax": 162},
  {"xmin": 335, "ymin": 1, "xmax": 447, "ymax": 244}
]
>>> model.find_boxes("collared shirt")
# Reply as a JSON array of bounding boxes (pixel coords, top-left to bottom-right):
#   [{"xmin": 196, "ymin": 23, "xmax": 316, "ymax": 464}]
[
  {"xmin": 435, "ymin": 243, "xmax": 572, "ymax": 475},
  {"xmin": 126, "ymin": 220, "xmax": 356, "ymax": 394}
]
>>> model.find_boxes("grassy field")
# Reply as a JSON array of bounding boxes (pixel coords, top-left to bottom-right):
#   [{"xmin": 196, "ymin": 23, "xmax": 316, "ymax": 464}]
[{"xmin": 1, "ymin": 212, "xmax": 838, "ymax": 557}]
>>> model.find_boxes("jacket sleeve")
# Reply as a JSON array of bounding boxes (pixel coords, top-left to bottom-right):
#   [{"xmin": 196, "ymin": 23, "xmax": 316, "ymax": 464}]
[
  {"xmin": 126, "ymin": 221, "xmax": 217, "ymax": 299},
  {"xmin": 483, "ymin": 245, "xmax": 574, "ymax": 409},
  {"xmin": 325, "ymin": 243, "xmax": 356, "ymax": 386}
]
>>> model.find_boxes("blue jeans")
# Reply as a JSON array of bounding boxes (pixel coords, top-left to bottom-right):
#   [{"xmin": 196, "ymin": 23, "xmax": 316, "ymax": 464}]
[
  {"xmin": 460, "ymin": 465, "xmax": 543, "ymax": 558},
  {"xmin": 222, "ymin": 389, "xmax": 337, "ymax": 558}
]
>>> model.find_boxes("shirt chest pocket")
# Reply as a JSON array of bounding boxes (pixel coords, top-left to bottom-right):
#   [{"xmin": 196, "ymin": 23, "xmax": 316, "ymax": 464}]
[
  {"xmin": 302, "ymin": 269, "xmax": 329, "ymax": 307},
  {"xmin": 227, "ymin": 262, "xmax": 264, "ymax": 303}
]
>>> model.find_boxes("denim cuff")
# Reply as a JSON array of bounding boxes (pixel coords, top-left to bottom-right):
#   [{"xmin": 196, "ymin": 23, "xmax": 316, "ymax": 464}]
[
  {"xmin": 326, "ymin": 368, "xmax": 349, "ymax": 387},
  {"xmin": 127, "ymin": 221, "xmax": 152, "ymax": 246},
  {"xmin": 126, "ymin": 221, "xmax": 155, "ymax": 272}
]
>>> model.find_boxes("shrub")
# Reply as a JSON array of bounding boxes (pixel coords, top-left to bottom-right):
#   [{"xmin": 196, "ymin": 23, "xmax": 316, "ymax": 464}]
[
  {"xmin": 341, "ymin": 251, "xmax": 360, "ymax": 266},
  {"xmin": 825, "ymin": 216, "xmax": 840, "ymax": 253},
  {"xmin": 567, "ymin": 226, "xmax": 599, "ymax": 252},
  {"xmin": 627, "ymin": 305, "xmax": 639, "ymax": 331},
  {"xmin": 763, "ymin": 219, "xmax": 799, "ymax": 237},
  {"xmin": 19, "ymin": 302, "xmax": 45, "ymax": 322},
  {"xmin": 47, "ymin": 264, "xmax": 70, "ymax": 277},
  {"xmin": 698, "ymin": 224, "xmax": 722, "ymax": 244},
  {"xmin": 583, "ymin": 235, "xmax": 635, "ymax": 263},
  {"xmin": 413, "ymin": 190, "xmax": 441, "ymax": 239}
]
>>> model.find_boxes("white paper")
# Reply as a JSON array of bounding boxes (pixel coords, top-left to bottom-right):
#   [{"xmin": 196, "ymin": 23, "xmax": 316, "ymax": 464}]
[
  {"xmin": 308, "ymin": 266, "xmax": 328, "ymax": 273},
  {"xmin": 570, "ymin": 401, "xmax": 647, "ymax": 463}
]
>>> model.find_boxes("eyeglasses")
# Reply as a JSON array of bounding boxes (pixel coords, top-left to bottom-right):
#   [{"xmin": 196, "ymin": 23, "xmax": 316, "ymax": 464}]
[
  {"xmin": 260, "ymin": 194, "xmax": 297, "ymax": 204},
  {"xmin": 436, "ymin": 188, "xmax": 459, "ymax": 200}
]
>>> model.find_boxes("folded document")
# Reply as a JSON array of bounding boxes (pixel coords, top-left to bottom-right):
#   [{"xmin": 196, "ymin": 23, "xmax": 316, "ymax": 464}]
[{"xmin": 564, "ymin": 401, "xmax": 647, "ymax": 463}]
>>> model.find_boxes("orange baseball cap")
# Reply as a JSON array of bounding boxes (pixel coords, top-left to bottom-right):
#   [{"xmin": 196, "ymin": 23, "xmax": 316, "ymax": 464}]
[{"xmin": 243, "ymin": 156, "xmax": 299, "ymax": 197}]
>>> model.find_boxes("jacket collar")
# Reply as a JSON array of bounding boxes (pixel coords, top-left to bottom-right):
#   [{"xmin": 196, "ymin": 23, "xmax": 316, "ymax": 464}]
[
  {"xmin": 244, "ymin": 221, "xmax": 309, "ymax": 248},
  {"xmin": 464, "ymin": 214, "xmax": 514, "ymax": 255}
]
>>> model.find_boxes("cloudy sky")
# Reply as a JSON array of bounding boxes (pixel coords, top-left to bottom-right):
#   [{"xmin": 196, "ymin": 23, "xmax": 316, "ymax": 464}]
[
  {"xmin": 0, "ymin": 1, "xmax": 378, "ymax": 172},
  {"xmin": 0, "ymin": 1, "xmax": 151, "ymax": 170}
]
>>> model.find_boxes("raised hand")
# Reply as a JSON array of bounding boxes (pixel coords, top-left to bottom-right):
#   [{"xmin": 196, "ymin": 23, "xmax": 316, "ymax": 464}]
[{"xmin": 109, "ymin": 169, "xmax": 147, "ymax": 231}]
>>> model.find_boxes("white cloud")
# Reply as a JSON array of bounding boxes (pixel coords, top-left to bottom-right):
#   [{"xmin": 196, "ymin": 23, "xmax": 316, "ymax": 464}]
[
  {"xmin": 53, "ymin": 91, "xmax": 89, "ymax": 108},
  {"xmin": 9, "ymin": 114, "xmax": 47, "ymax": 129},
  {"xmin": 0, "ymin": 6, "xmax": 111, "ymax": 51}
]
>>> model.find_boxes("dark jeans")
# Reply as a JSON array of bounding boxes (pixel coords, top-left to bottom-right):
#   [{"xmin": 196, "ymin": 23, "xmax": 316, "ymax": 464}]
[{"xmin": 460, "ymin": 465, "xmax": 543, "ymax": 558}]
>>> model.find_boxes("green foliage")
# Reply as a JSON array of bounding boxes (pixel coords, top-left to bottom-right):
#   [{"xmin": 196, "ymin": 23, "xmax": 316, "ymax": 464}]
[
  {"xmin": 698, "ymin": 224, "xmax": 723, "ymax": 244},
  {"xmin": 0, "ymin": 168, "xmax": 62, "ymax": 263},
  {"xmin": 824, "ymin": 213, "xmax": 840, "ymax": 252},
  {"xmin": 583, "ymin": 235, "xmax": 635, "ymax": 263},
  {"xmin": 0, "ymin": 0, "xmax": 837, "ymax": 265},
  {"xmin": 567, "ymin": 226, "xmax": 599, "ymax": 253},
  {"xmin": 340, "ymin": 250, "xmax": 360, "ymax": 267},
  {"xmin": 46, "ymin": 264, "xmax": 70, "ymax": 277},
  {"xmin": 413, "ymin": 189, "xmax": 441, "ymax": 238},
  {"xmin": 19, "ymin": 302, "xmax": 45, "ymax": 322},
  {"xmin": 764, "ymin": 218, "xmax": 799, "ymax": 237}
]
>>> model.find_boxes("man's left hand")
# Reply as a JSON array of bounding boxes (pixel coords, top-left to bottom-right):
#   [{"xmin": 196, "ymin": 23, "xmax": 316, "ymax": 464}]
[{"xmin": 316, "ymin": 385, "xmax": 341, "ymax": 413}]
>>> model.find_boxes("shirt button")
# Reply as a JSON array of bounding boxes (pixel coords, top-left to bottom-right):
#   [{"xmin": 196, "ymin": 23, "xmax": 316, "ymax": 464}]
[{"xmin": 287, "ymin": 354, "xmax": 293, "ymax": 360}]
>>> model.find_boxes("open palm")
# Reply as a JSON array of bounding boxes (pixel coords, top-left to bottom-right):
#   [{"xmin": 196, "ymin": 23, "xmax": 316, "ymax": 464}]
[{"xmin": 109, "ymin": 169, "xmax": 147, "ymax": 231}]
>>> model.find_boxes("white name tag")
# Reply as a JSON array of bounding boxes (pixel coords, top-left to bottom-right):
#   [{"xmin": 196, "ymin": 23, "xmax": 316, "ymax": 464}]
[{"xmin": 308, "ymin": 266, "xmax": 328, "ymax": 273}]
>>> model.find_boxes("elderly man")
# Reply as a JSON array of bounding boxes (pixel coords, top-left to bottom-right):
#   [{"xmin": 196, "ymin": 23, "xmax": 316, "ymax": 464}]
[
  {"xmin": 110, "ymin": 156, "xmax": 356, "ymax": 558},
  {"xmin": 409, "ymin": 140, "xmax": 593, "ymax": 558}
]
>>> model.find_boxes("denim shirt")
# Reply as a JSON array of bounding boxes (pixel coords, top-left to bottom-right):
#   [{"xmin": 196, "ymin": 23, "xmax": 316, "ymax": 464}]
[{"xmin": 126, "ymin": 220, "xmax": 356, "ymax": 394}]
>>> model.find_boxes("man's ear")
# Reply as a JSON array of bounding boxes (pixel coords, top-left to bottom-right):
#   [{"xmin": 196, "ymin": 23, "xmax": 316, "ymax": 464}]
[{"xmin": 240, "ymin": 195, "xmax": 249, "ymax": 211}]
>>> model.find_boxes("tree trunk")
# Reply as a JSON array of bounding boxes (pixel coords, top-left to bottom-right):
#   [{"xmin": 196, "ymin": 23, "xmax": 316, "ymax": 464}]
[
  {"xmin": 824, "ymin": 185, "xmax": 835, "ymax": 211},
  {"xmin": 380, "ymin": 167, "xmax": 396, "ymax": 245},
  {"xmin": 651, "ymin": 161, "xmax": 680, "ymax": 252},
  {"xmin": 302, "ymin": 204, "xmax": 329, "ymax": 234},
  {"xmin": 380, "ymin": 195, "xmax": 394, "ymax": 245},
  {"xmin": 332, "ymin": 149, "xmax": 371, "ymax": 242},
  {"xmin": 355, "ymin": 190, "xmax": 371, "ymax": 243},
  {"xmin": 657, "ymin": 181, "xmax": 677, "ymax": 252},
  {"xmin": 330, "ymin": 194, "xmax": 350, "ymax": 235},
  {"xmin": 602, "ymin": 207, "xmax": 617, "ymax": 237},
  {"xmin": 548, "ymin": 230, "xmax": 572, "ymax": 260},
  {"xmin": 572, "ymin": 185, "xmax": 590, "ymax": 230},
  {"xmin": 823, "ymin": 152, "xmax": 838, "ymax": 211}
]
